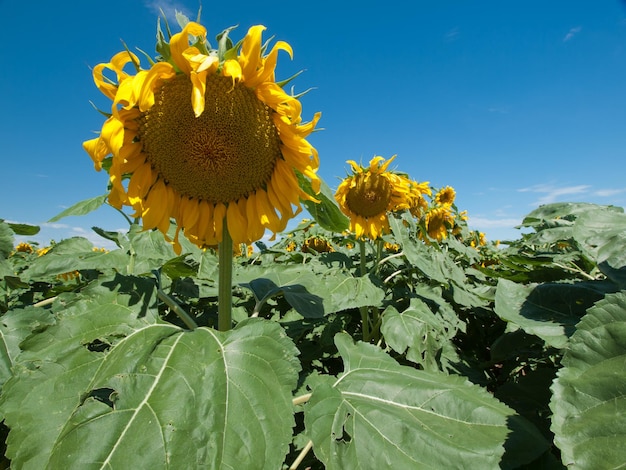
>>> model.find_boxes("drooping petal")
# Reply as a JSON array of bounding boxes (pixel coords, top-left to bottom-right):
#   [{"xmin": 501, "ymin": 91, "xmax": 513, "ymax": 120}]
[
  {"xmin": 222, "ymin": 59, "xmax": 242, "ymax": 85},
  {"xmin": 169, "ymin": 22, "xmax": 207, "ymax": 75}
]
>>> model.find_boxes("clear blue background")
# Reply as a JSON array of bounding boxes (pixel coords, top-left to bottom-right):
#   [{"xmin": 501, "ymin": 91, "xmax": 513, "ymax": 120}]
[{"xmin": 1, "ymin": 0, "xmax": 625, "ymax": 247}]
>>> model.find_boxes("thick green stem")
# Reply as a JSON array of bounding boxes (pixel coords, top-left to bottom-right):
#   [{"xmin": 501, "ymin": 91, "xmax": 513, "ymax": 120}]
[
  {"xmin": 358, "ymin": 239, "xmax": 370, "ymax": 341},
  {"xmin": 359, "ymin": 239, "xmax": 367, "ymax": 277},
  {"xmin": 360, "ymin": 306, "xmax": 371, "ymax": 342},
  {"xmin": 218, "ymin": 220, "xmax": 233, "ymax": 331}
]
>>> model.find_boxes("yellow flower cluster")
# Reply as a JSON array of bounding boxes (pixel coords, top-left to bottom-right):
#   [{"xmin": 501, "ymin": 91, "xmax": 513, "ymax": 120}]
[
  {"xmin": 335, "ymin": 155, "xmax": 430, "ymax": 240},
  {"xmin": 423, "ymin": 186, "xmax": 457, "ymax": 241},
  {"xmin": 333, "ymin": 155, "xmax": 487, "ymax": 245}
]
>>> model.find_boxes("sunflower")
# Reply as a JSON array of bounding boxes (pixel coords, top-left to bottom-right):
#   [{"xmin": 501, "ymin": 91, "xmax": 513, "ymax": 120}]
[
  {"xmin": 15, "ymin": 242, "xmax": 33, "ymax": 253},
  {"xmin": 424, "ymin": 205, "xmax": 456, "ymax": 240},
  {"xmin": 84, "ymin": 19, "xmax": 320, "ymax": 253},
  {"xmin": 434, "ymin": 186, "xmax": 456, "ymax": 206},
  {"xmin": 335, "ymin": 156, "xmax": 420, "ymax": 240},
  {"xmin": 408, "ymin": 181, "xmax": 432, "ymax": 218},
  {"xmin": 37, "ymin": 246, "xmax": 51, "ymax": 257},
  {"xmin": 302, "ymin": 236, "xmax": 334, "ymax": 253}
]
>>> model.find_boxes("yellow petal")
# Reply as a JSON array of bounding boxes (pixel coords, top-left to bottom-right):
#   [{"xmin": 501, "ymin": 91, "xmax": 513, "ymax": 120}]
[
  {"xmin": 83, "ymin": 137, "xmax": 108, "ymax": 171},
  {"xmin": 142, "ymin": 180, "xmax": 168, "ymax": 230},
  {"xmin": 213, "ymin": 203, "xmax": 227, "ymax": 242},
  {"xmin": 100, "ymin": 118, "xmax": 125, "ymax": 155},
  {"xmin": 137, "ymin": 62, "xmax": 176, "ymax": 111},
  {"xmin": 222, "ymin": 59, "xmax": 242, "ymax": 84},
  {"xmin": 189, "ymin": 199, "xmax": 213, "ymax": 244},
  {"xmin": 239, "ymin": 25, "xmax": 265, "ymax": 81},
  {"xmin": 244, "ymin": 40, "xmax": 293, "ymax": 88},
  {"xmin": 92, "ymin": 51, "xmax": 139, "ymax": 99},
  {"xmin": 127, "ymin": 162, "xmax": 157, "ymax": 203},
  {"xmin": 226, "ymin": 200, "xmax": 248, "ymax": 245},
  {"xmin": 189, "ymin": 70, "xmax": 208, "ymax": 117},
  {"xmin": 170, "ymin": 22, "xmax": 207, "ymax": 75},
  {"xmin": 256, "ymin": 189, "xmax": 280, "ymax": 229},
  {"xmin": 244, "ymin": 196, "xmax": 264, "ymax": 242}
]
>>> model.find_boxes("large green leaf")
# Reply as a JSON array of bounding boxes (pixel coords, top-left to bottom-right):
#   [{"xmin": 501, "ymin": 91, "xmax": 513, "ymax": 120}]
[
  {"xmin": 389, "ymin": 213, "xmax": 466, "ymax": 285},
  {"xmin": 7, "ymin": 222, "xmax": 40, "ymax": 236},
  {"xmin": 21, "ymin": 237, "xmax": 130, "ymax": 280},
  {"xmin": 494, "ymin": 279, "xmax": 612, "ymax": 348},
  {"xmin": 550, "ymin": 291, "xmax": 626, "ymax": 469},
  {"xmin": 381, "ymin": 297, "xmax": 463, "ymax": 370},
  {"xmin": 520, "ymin": 203, "xmax": 622, "ymax": 230},
  {"xmin": 573, "ymin": 209, "xmax": 626, "ymax": 286},
  {"xmin": 0, "ymin": 281, "xmax": 301, "ymax": 469},
  {"xmin": 0, "ymin": 307, "xmax": 55, "ymax": 388},
  {"xmin": 47, "ymin": 194, "xmax": 108, "ymax": 223},
  {"xmin": 305, "ymin": 333, "xmax": 546, "ymax": 469},
  {"xmin": 235, "ymin": 263, "xmax": 384, "ymax": 316},
  {"xmin": 242, "ymin": 277, "xmax": 325, "ymax": 318},
  {"xmin": 0, "ymin": 221, "xmax": 14, "ymax": 259}
]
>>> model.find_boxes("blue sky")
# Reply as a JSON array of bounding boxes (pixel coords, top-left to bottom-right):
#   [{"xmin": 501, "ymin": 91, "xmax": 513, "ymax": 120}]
[{"xmin": 2, "ymin": 0, "xmax": 625, "ymax": 248}]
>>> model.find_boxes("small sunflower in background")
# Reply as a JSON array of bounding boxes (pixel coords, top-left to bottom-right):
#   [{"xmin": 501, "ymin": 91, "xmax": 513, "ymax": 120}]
[
  {"xmin": 14, "ymin": 242, "xmax": 33, "ymax": 253},
  {"xmin": 408, "ymin": 181, "xmax": 432, "ymax": 218},
  {"xmin": 335, "ymin": 156, "xmax": 426, "ymax": 240},
  {"xmin": 84, "ymin": 16, "xmax": 320, "ymax": 253},
  {"xmin": 419, "ymin": 186, "xmax": 458, "ymax": 241},
  {"xmin": 424, "ymin": 205, "xmax": 456, "ymax": 240},
  {"xmin": 36, "ymin": 246, "xmax": 51, "ymax": 257},
  {"xmin": 302, "ymin": 236, "xmax": 334, "ymax": 254},
  {"xmin": 434, "ymin": 186, "xmax": 456, "ymax": 206}
]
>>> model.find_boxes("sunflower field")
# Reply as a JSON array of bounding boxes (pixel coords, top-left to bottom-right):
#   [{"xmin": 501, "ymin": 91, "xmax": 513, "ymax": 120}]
[{"xmin": 1, "ymin": 13, "xmax": 625, "ymax": 470}]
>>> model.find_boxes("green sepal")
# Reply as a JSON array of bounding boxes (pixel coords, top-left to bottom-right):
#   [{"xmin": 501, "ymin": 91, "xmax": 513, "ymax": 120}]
[
  {"xmin": 135, "ymin": 47, "xmax": 156, "ymax": 67},
  {"xmin": 217, "ymin": 25, "xmax": 238, "ymax": 62},
  {"xmin": 174, "ymin": 10, "xmax": 191, "ymax": 29},
  {"xmin": 223, "ymin": 38, "xmax": 243, "ymax": 62},
  {"xmin": 276, "ymin": 69, "xmax": 303, "ymax": 89},
  {"xmin": 155, "ymin": 16, "xmax": 172, "ymax": 63}
]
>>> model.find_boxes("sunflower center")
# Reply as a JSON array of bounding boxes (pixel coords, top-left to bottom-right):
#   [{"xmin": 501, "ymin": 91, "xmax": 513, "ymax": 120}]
[
  {"xmin": 138, "ymin": 73, "xmax": 282, "ymax": 204},
  {"xmin": 345, "ymin": 173, "xmax": 392, "ymax": 218}
]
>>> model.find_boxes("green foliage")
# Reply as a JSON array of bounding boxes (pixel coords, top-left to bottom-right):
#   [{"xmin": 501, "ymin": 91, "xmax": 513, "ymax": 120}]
[
  {"xmin": 550, "ymin": 291, "xmax": 626, "ymax": 468},
  {"xmin": 297, "ymin": 172, "xmax": 350, "ymax": 233},
  {"xmin": 0, "ymin": 201, "xmax": 624, "ymax": 468},
  {"xmin": 47, "ymin": 194, "xmax": 108, "ymax": 223},
  {"xmin": 305, "ymin": 333, "xmax": 547, "ymax": 469}
]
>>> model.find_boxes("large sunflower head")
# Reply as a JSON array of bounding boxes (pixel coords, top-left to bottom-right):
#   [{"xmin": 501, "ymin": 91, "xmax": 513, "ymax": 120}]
[
  {"xmin": 334, "ymin": 155, "xmax": 420, "ymax": 240},
  {"xmin": 84, "ymin": 16, "xmax": 321, "ymax": 253}
]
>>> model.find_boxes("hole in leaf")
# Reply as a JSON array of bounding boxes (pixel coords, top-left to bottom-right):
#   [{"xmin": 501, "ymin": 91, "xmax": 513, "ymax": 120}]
[
  {"xmin": 86, "ymin": 388, "xmax": 117, "ymax": 409},
  {"xmin": 333, "ymin": 412, "xmax": 352, "ymax": 443},
  {"xmin": 85, "ymin": 338, "xmax": 111, "ymax": 353}
]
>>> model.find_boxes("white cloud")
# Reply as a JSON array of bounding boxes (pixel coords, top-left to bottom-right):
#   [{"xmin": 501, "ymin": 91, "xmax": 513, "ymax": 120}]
[
  {"xmin": 444, "ymin": 28, "xmax": 460, "ymax": 42},
  {"xmin": 563, "ymin": 26, "xmax": 582, "ymax": 42},
  {"xmin": 143, "ymin": 0, "xmax": 193, "ymax": 23},
  {"xmin": 593, "ymin": 188, "xmax": 626, "ymax": 197},
  {"xmin": 518, "ymin": 184, "xmax": 590, "ymax": 205},
  {"xmin": 41, "ymin": 222, "xmax": 71, "ymax": 230},
  {"xmin": 467, "ymin": 216, "xmax": 522, "ymax": 229}
]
